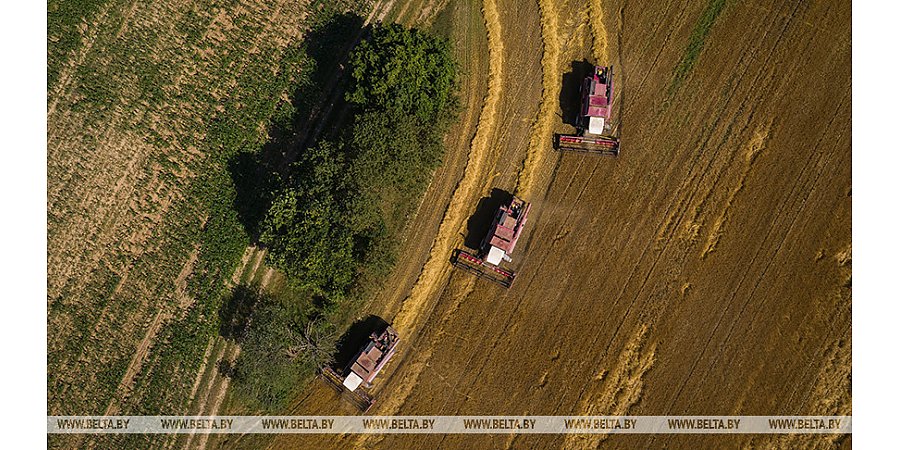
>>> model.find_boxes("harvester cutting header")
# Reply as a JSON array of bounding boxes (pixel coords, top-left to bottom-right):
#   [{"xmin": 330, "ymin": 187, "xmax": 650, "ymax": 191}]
[
  {"xmin": 452, "ymin": 195, "xmax": 531, "ymax": 288},
  {"xmin": 557, "ymin": 65, "xmax": 620, "ymax": 156}
]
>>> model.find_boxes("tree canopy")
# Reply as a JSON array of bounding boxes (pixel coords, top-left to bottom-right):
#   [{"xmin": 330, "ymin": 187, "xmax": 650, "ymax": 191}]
[
  {"xmin": 260, "ymin": 142, "xmax": 355, "ymax": 298},
  {"xmin": 260, "ymin": 22, "xmax": 457, "ymax": 303},
  {"xmin": 346, "ymin": 23, "xmax": 457, "ymax": 123}
]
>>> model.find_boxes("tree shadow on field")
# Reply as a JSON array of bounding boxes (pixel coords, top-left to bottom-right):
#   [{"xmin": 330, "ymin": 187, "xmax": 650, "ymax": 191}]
[
  {"xmin": 218, "ymin": 283, "xmax": 262, "ymax": 342},
  {"xmin": 463, "ymin": 188, "xmax": 512, "ymax": 250},
  {"xmin": 229, "ymin": 12, "xmax": 366, "ymax": 241},
  {"xmin": 559, "ymin": 59, "xmax": 594, "ymax": 127},
  {"xmin": 330, "ymin": 315, "xmax": 390, "ymax": 374},
  {"xmin": 228, "ymin": 152, "xmax": 281, "ymax": 241}
]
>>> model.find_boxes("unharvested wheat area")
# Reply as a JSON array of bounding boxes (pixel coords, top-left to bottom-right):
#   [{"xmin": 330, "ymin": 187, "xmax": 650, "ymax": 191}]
[{"xmin": 48, "ymin": 0, "xmax": 850, "ymax": 448}]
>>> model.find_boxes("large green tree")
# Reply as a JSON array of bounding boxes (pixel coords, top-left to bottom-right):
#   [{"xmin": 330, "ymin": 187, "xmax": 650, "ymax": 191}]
[
  {"xmin": 346, "ymin": 23, "xmax": 457, "ymax": 123},
  {"xmin": 261, "ymin": 23, "xmax": 457, "ymax": 303},
  {"xmin": 230, "ymin": 287, "xmax": 337, "ymax": 410},
  {"xmin": 260, "ymin": 142, "xmax": 355, "ymax": 299}
]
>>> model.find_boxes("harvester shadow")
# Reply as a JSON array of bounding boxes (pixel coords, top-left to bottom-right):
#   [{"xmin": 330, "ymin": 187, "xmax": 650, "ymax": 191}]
[
  {"xmin": 228, "ymin": 12, "xmax": 365, "ymax": 242},
  {"xmin": 330, "ymin": 315, "xmax": 390, "ymax": 374},
  {"xmin": 559, "ymin": 59, "xmax": 594, "ymax": 127},
  {"xmin": 463, "ymin": 188, "xmax": 512, "ymax": 250}
]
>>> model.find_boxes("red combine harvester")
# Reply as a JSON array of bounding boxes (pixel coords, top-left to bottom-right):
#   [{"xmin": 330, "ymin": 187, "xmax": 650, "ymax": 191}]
[
  {"xmin": 321, "ymin": 325, "xmax": 399, "ymax": 412},
  {"xmin": 452, "ymin": 195, "xmax": 531, "ymax": 288},
  {"xmin": 557, "ymin": 65, "xmax": 620, "ymax": 156}
]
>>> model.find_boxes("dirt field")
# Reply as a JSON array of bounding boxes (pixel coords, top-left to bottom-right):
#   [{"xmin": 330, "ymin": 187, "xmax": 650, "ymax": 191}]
[{"xmin": 256, "ymin": 0, "xmax": 851, "ymax": 448}]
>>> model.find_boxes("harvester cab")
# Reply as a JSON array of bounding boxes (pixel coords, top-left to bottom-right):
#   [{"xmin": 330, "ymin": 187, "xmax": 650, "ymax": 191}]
[
  {"xmin": 556, "ymin": 65, "xmax": 620, "ymax": 156},
  {"xmin": 321, "ymin": 325, "xmax": 399, "ymax": 413},
  {"xmin": 451, "ymin": 195, "xmax": 531, "ymax": 288}
]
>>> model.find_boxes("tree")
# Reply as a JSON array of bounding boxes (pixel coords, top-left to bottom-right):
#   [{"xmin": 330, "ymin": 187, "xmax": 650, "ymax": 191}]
[
  {"xmin": 260, "ymin": 25, "xmax": 457, "ymax": 302},
  {"xmin": 231, "ymin": 290, "xmax": 337, "ymax": 411},
  {"xmin": 260, "ymin": 142, "xmax": 355, "ymax": 300},
  {"xmin": 346, "ymin": 23, "xmax": 457, "ymax": 123}
]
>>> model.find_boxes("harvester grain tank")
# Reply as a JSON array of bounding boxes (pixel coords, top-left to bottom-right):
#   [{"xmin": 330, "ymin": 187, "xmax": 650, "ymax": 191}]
[
  {"xmin": 321, "ymin": 325, "xmax": 399, "ymax": 412},
  {"xmin": 451, "ymin": 195, "xmax": 531, "ymax": 288},
  {"xmin": 557, "ymin": 65, "xmax": 620, "ymax": 155}
]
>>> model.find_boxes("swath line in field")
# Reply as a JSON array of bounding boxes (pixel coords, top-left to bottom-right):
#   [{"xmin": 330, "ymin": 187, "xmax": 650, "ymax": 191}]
[{"xmin": 514, "ymin": 0, "xmax": 561, "ymax": 198}]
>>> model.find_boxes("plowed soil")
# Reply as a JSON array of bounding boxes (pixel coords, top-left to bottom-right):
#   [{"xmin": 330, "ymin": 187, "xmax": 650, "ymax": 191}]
[{"xmin": 255, "ymin": 0, "xmax": 851, "ymax": 448}]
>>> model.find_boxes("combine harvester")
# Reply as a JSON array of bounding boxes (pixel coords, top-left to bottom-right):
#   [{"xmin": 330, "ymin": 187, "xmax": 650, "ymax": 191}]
[
  {"xmin": 557, "ymin": 65, "xmax": 620, "ymax": 156},
  {"xmin": 451, "ymin": 195, "xmax": 531, "ymax": 288},
  {"xmin": 321, "ymin": 325, "xmax": 399, "ymax": 412}
]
